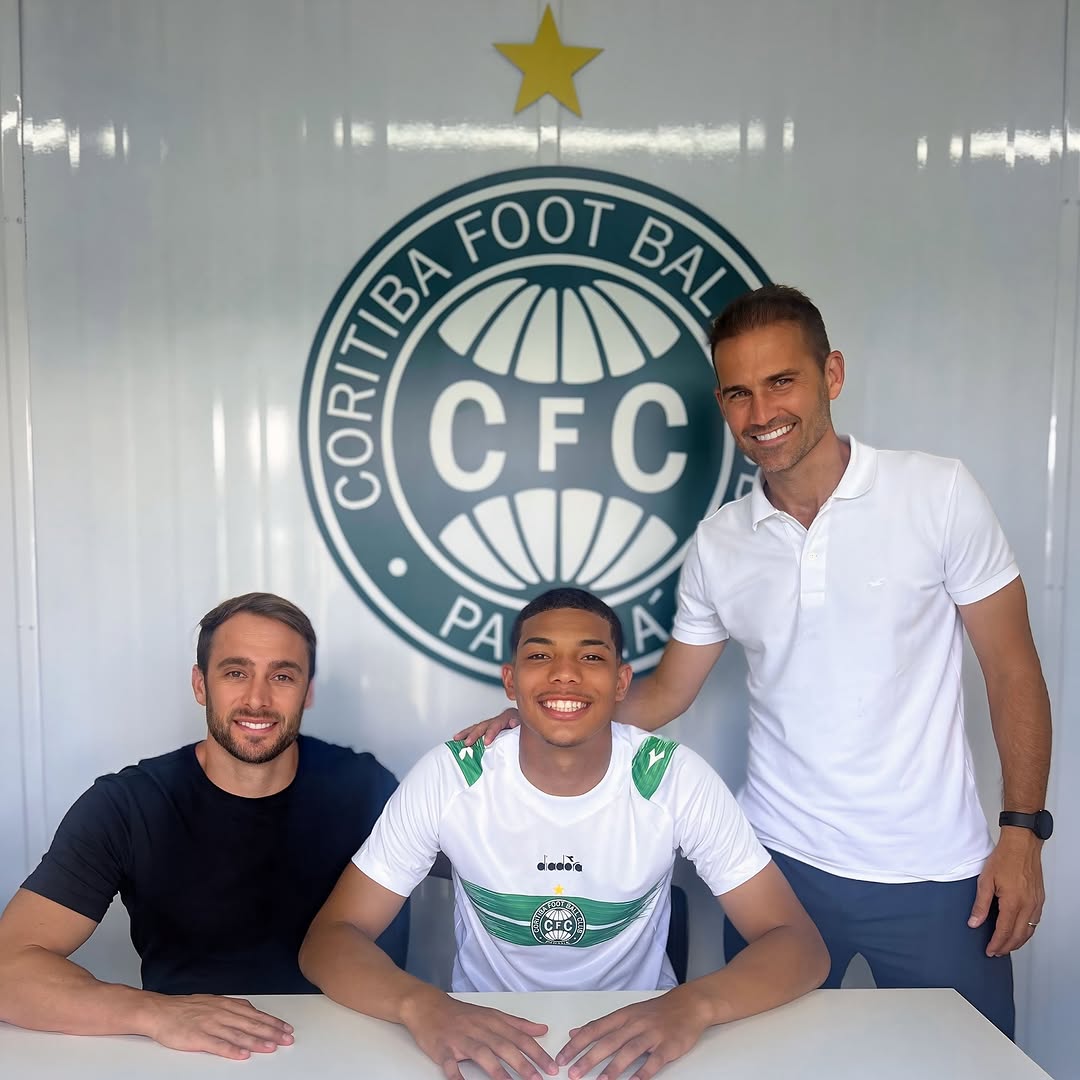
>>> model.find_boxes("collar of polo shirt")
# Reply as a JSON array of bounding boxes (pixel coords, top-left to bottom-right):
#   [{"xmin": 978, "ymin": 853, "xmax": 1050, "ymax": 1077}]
[{"xmin": 749, "ymin": 435, "xmax": 877, "ymax": 529}]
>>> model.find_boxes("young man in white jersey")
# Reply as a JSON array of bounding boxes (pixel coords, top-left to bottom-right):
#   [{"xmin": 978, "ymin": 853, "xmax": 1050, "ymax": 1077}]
[{"xmin": 300, "ymin": 588, "xmax": 828, "ymax": 1080}]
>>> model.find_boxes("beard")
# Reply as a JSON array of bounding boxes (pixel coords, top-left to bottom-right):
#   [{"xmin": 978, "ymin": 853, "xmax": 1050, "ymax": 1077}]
[
  {"xmin": 739, "ymin": 387, "xmax": 833, "ymax": 476},
  {"xmin": 205, "ymin": 701, "xmax": 302, "ymax": 765}
]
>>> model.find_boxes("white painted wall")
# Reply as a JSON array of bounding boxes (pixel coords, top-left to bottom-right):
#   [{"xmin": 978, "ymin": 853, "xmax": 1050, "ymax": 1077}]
[
  {"xmin": 0, "ymin": 0, "xmax": 34, "ymax": 926},
  {"xmin": 1, "ymin": 2, "xmax": 1076, "ymax": 1075}
]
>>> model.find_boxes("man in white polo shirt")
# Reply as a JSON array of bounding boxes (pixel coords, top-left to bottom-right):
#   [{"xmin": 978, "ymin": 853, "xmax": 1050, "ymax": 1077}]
[{"xmin": 461, "ymin": 285, "xmax": 1051, "ymax": 1038}]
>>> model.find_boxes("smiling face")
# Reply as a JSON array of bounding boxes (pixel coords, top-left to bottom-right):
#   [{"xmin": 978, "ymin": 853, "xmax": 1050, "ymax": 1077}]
[
  {"xmin": 191, "ymin": 612, "xmax": 314, "ymax": 765},
  {"xmin": 713, "ymin": 321, "xmax": 844, "ymax": 477},
  {"xmin": 501, "ymin": 606, "xmax": 632, "ymax": 752}
]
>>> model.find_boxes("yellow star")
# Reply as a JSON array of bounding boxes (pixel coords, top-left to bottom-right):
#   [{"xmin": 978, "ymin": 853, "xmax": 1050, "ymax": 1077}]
[
  {"xmin": 495, "ymin": 5, "xmax": 602, "ymax": 117},
  {"xmin": 553, "ymin": 884, "xmax": 565, "ymax": 895}
]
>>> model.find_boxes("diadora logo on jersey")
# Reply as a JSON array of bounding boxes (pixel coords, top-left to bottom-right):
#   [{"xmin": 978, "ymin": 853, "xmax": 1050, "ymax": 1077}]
[
  {"xmin": 531, "ymin": 898, "xmax": 587, "ymax": 945},
  {"xmin": 301, "ymin": 167, "xmax": 768, "ymax": 683},
  {"xmin": 537, "ymin": 854, "xmax": 583, "ymax": 872}
]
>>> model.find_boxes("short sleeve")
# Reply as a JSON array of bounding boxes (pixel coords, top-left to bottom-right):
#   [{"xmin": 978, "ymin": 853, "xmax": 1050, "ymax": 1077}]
[
  {"xmin": 354, "ymin": 744, "xmax": 463, "ymax": 897},
  {"xmin": 355, "ymin": 755, "xmax": 402, "ymax": 834},
  {"xmin": 663, "ymin": 747, "xmax": 769, "ymax": 897},
  {"xmin": 21, "ymin": 780, "xmax": 130, "ymax": 923},
  {"xmin": 943, "ymin": 462, "xmax": 1019, "ymax": 606},
  {"xmin": 671, "ymin": 531, "xmax": 730, "ymax": 645}
]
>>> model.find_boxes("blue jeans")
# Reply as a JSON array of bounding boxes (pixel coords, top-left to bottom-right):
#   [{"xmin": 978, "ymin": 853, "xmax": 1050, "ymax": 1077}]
[{"xmin": 724, "ymin": 848, "xmax": 1015, "ymax": 1038}]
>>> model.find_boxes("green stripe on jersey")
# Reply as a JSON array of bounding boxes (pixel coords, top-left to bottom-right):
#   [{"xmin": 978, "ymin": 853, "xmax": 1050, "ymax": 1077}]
[
  {"xmin": 631, "ymin": 736, "xmax": 678, "ymax": 800},
  {"xmin": 445, "ymin": 739, "xmax": 485, "ymax": 786},
  {"xmin": 458, "ymin": 875, "xmax": 665, "ymax": 948}
]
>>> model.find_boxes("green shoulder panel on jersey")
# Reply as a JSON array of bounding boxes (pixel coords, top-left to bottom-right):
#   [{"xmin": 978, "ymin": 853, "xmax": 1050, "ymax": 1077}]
[
  {"xmin": 631, "ymin": 736, "xmax": 679, "ymax": 800},
  {"xmin": 445, "ymin": 739, "xmax": 486, "ymax": 786}
]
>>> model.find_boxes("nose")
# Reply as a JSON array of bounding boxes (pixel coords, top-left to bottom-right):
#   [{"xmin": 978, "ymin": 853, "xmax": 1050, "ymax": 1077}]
[
  {"xmin": 748, "ymin": 394, "xmax": 774, "ymax": 430},
  {"xmin": 548, "ymin": 654, "xmax": 582, "ymax": 685},
  {"xmin": 242, "ymin": 676, "xmax": 272, "ymax": 710}
]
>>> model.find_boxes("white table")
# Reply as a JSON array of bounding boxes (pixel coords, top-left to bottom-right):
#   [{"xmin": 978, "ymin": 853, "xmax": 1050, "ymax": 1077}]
[{"xmin": 0, "ymin": 989, "xmax": 1053, "ymax": 1079}]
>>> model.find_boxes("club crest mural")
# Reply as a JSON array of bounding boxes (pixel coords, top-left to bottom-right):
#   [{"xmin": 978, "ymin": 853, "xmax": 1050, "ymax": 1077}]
[{"xmin": 302, "ymin": 167, "xmax": 768, "ymax": 681}]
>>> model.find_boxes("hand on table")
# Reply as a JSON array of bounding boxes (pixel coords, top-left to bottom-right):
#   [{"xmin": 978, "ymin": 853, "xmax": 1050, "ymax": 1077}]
[
  {"xmin": 403, "ymin": 992, "xmax": 557, "ymax": 1080},
  {"xmin": 142, "ymin": 993, "xmax": 294, "ymax": 1059},
  {"xmin": 453, "ymin": 708, "xmax": 520, "ymax": 749},
  {"xmin": 969, "ymin": 827, "xmax": 1045, "ymax": 956},
  {"xmin": 557, "ymin": 988, "xmax": 710, "ymax": 1080}
]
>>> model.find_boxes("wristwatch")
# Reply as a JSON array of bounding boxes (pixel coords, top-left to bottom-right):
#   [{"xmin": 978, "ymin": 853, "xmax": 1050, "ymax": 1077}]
[{"xmin": 999, "ymin": 810, "xmax": 1054, "ymax": 840}]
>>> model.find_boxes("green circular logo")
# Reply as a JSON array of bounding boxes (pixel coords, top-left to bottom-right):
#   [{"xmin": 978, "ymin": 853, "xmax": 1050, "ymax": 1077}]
[
  {"xmin": 301, "ymin": 167, "xmax": 767, "ymax": 683},
  {"xmin": 531, "ymin": 898, "xmax": 587, "ymax": 946}
]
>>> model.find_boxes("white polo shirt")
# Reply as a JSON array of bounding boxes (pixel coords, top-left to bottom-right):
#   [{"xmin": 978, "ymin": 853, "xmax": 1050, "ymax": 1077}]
[{"xmin": 672, "ymin": 437, "xmax": 1018, "ymax": 883}]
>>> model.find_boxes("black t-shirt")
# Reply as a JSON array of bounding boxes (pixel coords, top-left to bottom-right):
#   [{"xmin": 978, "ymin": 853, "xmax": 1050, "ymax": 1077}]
[{"xmin": 22, "ymin": 734, "xmax": 408, "ymax": 995}]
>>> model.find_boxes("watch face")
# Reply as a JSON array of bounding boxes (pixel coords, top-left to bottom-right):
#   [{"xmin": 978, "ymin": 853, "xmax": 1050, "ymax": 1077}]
[{"xmin": 1035, "ymin": 810, "xmax": 1054, "ymax": 840}]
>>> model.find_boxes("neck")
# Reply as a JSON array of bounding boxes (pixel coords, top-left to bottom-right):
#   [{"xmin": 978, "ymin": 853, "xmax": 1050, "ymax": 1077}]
[
  {"xmin": 518, "ymin": 727, "xmax": 612, "ymax": 797},
  {"xmin": 763, "ymin": 430, "xmax": 850, "ymax": 528},
  {"xmin": 195, "ymin": 737, "xmax": 300, "ymax": 798}
]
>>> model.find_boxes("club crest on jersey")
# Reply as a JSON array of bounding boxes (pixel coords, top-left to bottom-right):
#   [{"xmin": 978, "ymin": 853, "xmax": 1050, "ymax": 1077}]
[
  {"xmin": 301, "ymin": 167, "xmax": 768, "ymax": 683},
  {"xmin": 531, "ymin": 898, "xmax": 587, "ymax": 945}
]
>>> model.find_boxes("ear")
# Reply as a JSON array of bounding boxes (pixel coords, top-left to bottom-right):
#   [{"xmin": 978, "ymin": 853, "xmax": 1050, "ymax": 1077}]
[
  {"xmin": 711, "ymin": 348, "xmax": 726, "ymax": 413},
  {"xmin": 304, "ymin": 679, "xmax": 315, "ymax": 710},
  {"xmin": 501, "ymin": 664, "xmax": 517, "ymax": 702},
  {"xmin": 824, "ymin": 350, "xmax": 845, "ymax": 401},
  {"xmin": 614, "ymin": 662, "xmax": 633, "ymax": 702},
  {"xmin": 191, "ymin": 664, "xmax": 208, "ymax": 706}
]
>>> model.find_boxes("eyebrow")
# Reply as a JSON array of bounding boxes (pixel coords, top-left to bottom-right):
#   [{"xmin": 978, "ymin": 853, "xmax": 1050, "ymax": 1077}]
[
  {"xmin": 521, "ymin": 637, "xmax": 612, "ymax": 650},
  {"xmin": 214, "ymin": 656, "xmax": 304, "ymax": 673},
  {"xmin": 720, "ymin": 368, "xmax": 801, "ymax": 395}
]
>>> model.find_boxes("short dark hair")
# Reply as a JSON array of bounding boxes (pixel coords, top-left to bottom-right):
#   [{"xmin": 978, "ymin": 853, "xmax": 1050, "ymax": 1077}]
[
  {"xmin": 708, "ymin": 284, "xmax": 831, "ymax": 367},
  {"xmin": 196, "ymin": 593, "xmax": 317, "ymax": 679},
  {"xmin": 509, "ymin": 588, "xmax": 624, "ymax": 660}
]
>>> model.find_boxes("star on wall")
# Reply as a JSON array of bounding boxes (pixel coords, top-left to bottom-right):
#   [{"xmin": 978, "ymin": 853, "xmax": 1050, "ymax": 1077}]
[{"xmin": 495, "ymin": 5, "xmax": 602, "ymax": 116}]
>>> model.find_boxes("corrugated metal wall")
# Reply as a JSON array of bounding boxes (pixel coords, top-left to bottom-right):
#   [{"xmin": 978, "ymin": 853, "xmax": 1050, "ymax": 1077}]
[{"xmin": 1, "ymin": 2, "xmax": 1076, "ymax": 1074}]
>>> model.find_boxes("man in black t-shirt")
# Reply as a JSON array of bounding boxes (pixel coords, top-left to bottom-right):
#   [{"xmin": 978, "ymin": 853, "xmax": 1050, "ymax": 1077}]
[{"xmin": 0, "ymin": 592, "xmax": 406, "ymax": 1061}]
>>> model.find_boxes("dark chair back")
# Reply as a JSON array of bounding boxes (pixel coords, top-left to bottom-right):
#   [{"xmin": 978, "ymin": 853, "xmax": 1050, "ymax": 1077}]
[{"xmin": 666, "ymin": 883, "xmax": 689, "ymax": 984}]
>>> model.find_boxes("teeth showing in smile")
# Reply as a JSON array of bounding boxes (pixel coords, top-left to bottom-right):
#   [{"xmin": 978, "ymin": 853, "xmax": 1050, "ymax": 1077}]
[
  {"xmin": 237, "ymin": 721, "xmax": 275, "ymax": 730},
  {"xmin": 543, "ymin": 700, "xmax": 588, "ymax": 713},
  {"xmin": 753, "ymin": 423, "xmax": 794, "ymax": 442}
]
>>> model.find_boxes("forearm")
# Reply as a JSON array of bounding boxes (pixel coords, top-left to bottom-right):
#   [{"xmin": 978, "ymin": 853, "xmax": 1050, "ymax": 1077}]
[
  {"xmin": 960, "ymin": 577, "xmax": 1052, "ymax": 813},
  {"xmin": 0, "ymin": 945, "xmax": 161, "ymax": 1036},
  {"xmin": 299, "ymin": 920, "xmax": 443, "ymax": 1025},
  {"xmin": 615, "ymin": 639, "xmax": 725, "ymax": 731},
  {"xmin": 680, "ymin": 921, "xmax": 828, "ymax": 1027},
  {"xmin": 615, "ymin": 675, "xmax": 681, "ymax": 731},
  {"xmin": 986, "ymin": 667, "xmax": 1052, "ymax": 812}
]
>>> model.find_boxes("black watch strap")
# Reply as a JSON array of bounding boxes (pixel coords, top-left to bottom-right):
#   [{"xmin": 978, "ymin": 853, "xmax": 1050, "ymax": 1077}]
[{"xmin": 999, "ymin": 810, "xmax": 1054, "ymax": 840}]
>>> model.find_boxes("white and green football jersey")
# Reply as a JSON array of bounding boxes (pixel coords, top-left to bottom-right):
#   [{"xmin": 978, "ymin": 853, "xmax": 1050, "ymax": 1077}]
[{"xmin": 355, "ymin": 723, "xmax": 768, "ymax": 993}]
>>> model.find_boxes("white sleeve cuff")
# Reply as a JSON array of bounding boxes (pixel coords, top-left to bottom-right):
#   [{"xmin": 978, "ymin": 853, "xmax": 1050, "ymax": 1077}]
[{"xmin": 951, "ymin": 562, "xmax": 1019, "ymax": 607}]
